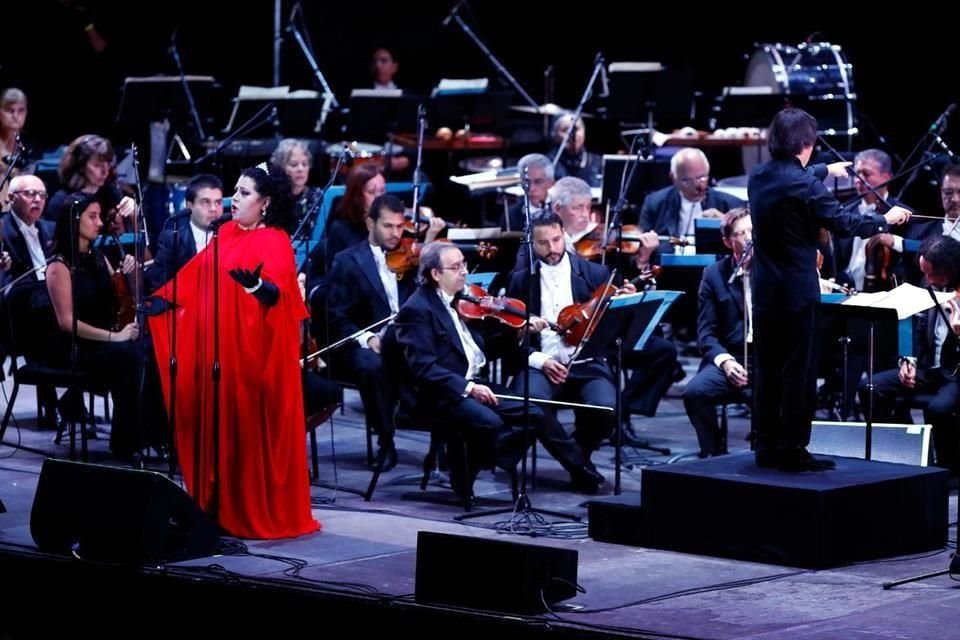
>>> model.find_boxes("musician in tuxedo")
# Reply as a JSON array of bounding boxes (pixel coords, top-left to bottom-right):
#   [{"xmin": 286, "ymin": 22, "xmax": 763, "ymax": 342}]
[
  {"xmin": 550, "ymin": 114, "xmax": 602, "ymax": 188},
  {"xmin": 505, "ymin": 212, "xmax": 635, "ymax": 472},
  {"xmin": 500, "ymin": 153, "xmax": 554, "ymax": 233},
  {"xmin": 682, "ymin": 208, "xmax": 753, "ymax": 457},
  {"xmin": 860, "ymin": 236, "xmax": 960, "ymax": 472},
  {"xmin": 749, "ymin": 107, "xmax": 911, "ymax": 472},
  {"xmin": 639, "ymin": 148, "xmax": 745, "ymax": 255},
  {"xmin": 327, "ymin": 194, "xmax": 416, "ymax": 470},
  {"xmin": 145, "ymin": 174, "xmax": 223, "ymax": 293},
  {"xmin": 389, "ymin": 242, "xmax": 540, "ymax": 501}
]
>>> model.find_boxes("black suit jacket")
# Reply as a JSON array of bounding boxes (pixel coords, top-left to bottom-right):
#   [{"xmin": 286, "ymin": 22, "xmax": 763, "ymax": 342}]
[
  {"xmin": 0, "ymin": 211, "xmax": 54, "ymax": 286},
  {"xmin": 833, "ymin": 196, "xmax": 910, "ymax": 289},
  {"xmin": 639, "ymin": 185, "xmax": 745, "ymax": 249},
  {"xmin": 748, "ymin": 159, "xmax": 889, "ymax": 312},
  {"xmin": 504, "ymin": 252, "xmax": 610, "ymax": 355},
  {"xmin": 391, "ymin": 285, "xmax": 487, "ymax": 409},
  {"xmin": 145, "ymin": 216, "xmax": 198, "ymax": 293},
  {"xmin": 327, "ymin": 241, "xmax": 415, "ymax": 345},
  {"xmin": 696, "ymin": 255, "xmax": 746, "ymax": 366}
]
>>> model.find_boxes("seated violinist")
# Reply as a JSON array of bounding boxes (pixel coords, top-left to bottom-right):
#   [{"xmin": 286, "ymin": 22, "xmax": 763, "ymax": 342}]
[
  {"xmin": 639, "ymin": 148, "xmax": 744, "ymax": 255},
  {"xmin": 860, "ymin": 236, "xmax": 960, "ymax": 473},
  {"xmin": 45, "ymin": 193, "xmax": 166, "ymax": 461},
  {"xmin": 505, "ymin": 211, "xmax": 637, "ymax": 482},
  {"xmin": 514, "ymin": 176, "xmax": 601, "ymax": 270},
  {"xmin": 389, "ymin": 242, "xmax": 542, "ymax": 503},
  {"xmin": 327, "ymin": 194, "xmax": 418, "ymax": 470}
]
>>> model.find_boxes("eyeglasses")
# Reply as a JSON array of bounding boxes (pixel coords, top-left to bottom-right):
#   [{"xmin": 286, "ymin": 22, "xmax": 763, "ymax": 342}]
[
  {"xmin": 439, "ymin": 262, "xmax": 469, "ymax": 273},
  {"xmin": 12, "ymin": 189, "xmax": 47, "ymax": 200},
  {"xmin": 678, "ymin": 175, "xmax": 709, "ymax": 186}
]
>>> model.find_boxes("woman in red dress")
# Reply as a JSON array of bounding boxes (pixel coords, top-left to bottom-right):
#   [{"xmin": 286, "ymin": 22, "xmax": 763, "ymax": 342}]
[{"xmin": 150, "ymin": 163, "xmax": 320, "ymax": 539}]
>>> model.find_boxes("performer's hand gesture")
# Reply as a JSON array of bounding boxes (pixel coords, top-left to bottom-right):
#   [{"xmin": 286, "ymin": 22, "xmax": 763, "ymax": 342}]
[{"xmin": 229, "ymin": 263, "xmax": 264, "ymax": 290}]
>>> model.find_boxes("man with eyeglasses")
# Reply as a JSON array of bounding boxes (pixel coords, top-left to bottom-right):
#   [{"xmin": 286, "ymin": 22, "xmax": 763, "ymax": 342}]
[
  {"xmin": 2, "ymin": 175, "xmax": 51, "ymax": 284},
  {"xmin": 500, "ymin": 153, "xmax": 555, "ymax": 233},
  {"xmin": 640, "ymin": 148, "xmax": 745, "ymax": 256}
]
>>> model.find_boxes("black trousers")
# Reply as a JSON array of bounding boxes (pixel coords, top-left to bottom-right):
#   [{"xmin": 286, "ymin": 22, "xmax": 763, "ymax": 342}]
[
  {"xmin": 682, "ymin": 363, "xmax": 750, "ymax": 456},
  {"xmin": 753, "ymin": 302, "xmax": 820, "ymax": 455}
]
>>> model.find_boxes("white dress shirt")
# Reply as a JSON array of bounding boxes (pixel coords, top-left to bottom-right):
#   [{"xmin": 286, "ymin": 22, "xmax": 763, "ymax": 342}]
[
  {"xmin": 713, "ymin": 269, "xmax": 753, "ymax": 369},
  {"xmin": 357, "ymin": 244, "xmax": 400, "ymax": 349},
  {"xmin": 438, "ymin": 289, "xmax": 486, "ymax": 389},
  {"xmin": 529, "ymin": 253, "xmax": 577, "ymax": 368},
  {"xmin": 190, "ymin": 220, "xmax": 211, "ymax": 254},
  {"xmin": 676, "ymin": 197, "xmax": 702, "ymax": 255}
]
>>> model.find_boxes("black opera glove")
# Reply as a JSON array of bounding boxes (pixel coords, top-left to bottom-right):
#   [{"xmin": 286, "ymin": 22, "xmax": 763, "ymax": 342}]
[{"xmin": 229, "ymin": 263, "xmax": 280, "ymax": 307}]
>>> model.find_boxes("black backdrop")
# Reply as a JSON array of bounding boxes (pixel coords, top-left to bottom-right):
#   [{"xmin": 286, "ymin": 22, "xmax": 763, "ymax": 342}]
[{"xmin": 3, "ymin": 1, "xmax": 957, "ymax": 170}]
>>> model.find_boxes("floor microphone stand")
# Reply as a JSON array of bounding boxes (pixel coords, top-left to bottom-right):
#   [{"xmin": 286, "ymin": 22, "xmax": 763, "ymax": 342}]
[
  {"xmin": 207, "ymin": 218, "xmax": 224, "ymax": 520},
  {"xmin": 285, "ymin": 3, "xmax": 338, "ymax": 129},
  {"xmin": 69, "ymin": 201, "xmax": 85, "ymax": 461},
  {"xmin": 456, "ymin": 166, "xmax": 579, "ymax": 526}
]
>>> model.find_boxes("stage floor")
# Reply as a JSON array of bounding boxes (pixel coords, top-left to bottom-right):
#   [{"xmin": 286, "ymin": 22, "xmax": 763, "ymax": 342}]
[{"xmin": 1, "ymin": 374, "xmax": 957, "ymax": 639}]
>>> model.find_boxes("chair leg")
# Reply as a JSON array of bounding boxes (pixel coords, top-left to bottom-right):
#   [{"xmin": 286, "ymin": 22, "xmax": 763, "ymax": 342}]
[
  {"xmin": 308, "ymin": 428, "xmax": 319, "ymax": 480},
  {"xmin": 0, "ymin": 381, "xmax": 21, "ymax": 443},
  {"xmin": 719, "ymin": 404, "xmax": 729, "ymax": 455},
  {"xmin": 421, "ymin": 434, "xmax": 442, "ymax": 490}
]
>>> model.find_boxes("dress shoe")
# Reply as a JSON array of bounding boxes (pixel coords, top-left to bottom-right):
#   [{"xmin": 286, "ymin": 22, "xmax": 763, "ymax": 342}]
[
  {"xmin": 570, "ymin": 464, "xmax": 605, "ymax": 494},
  {"xmin": 777, "ymin": 448, "xmax": 836, "ymax": 472}
]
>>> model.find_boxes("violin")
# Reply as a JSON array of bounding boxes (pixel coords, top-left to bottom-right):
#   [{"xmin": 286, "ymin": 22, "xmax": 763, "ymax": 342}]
[
  {"xmin": 455, "ymin": 284, "xmax": 562, "ymax": 331},
  {"xmin": 555, "ymin": 265, "xmax": 662, "ymax": 347},
  {"xmin": 385, "ymin": 239, "xmax": 499, "ymax": 280},
  {"xmin": 863, "ymin": 235, "xmax": 895, "ymax": 293},
  {"xmin": 573, "ymin": 225, "xmax": 686, "ymax": 260}
]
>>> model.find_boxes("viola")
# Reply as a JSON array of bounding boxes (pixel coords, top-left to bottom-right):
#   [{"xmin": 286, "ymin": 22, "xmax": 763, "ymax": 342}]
[
  {"xmin": 455, "ymin": 284, "xmax": 561, "ymax": 331},
  {"xmin": 555, "ymin": 265, "xmax": 661, "ymax": 347}
]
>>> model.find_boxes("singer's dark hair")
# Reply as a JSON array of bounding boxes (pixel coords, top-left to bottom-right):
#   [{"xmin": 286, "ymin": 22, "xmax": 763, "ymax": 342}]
[
  {"xmin": 920, "ymin": 236, "xmax": 960, "ymax": 289},
  {"xmin": 368, "ymin": 194, "xmax": 404, "ymax": 222},
  {"xmin": 767, "ymin": 108, "xmax": 818, "ymax": 161},
  {"xmin": 185, "ymin": 174, "xmax": 223, "ymax": 204},
  {"xmin": 51, "ymin": 192, "xmax": 101, "ymax": 267},
  {"xmin": 240, "ymin": 164, "xmax": 295, "ymax": 233}
]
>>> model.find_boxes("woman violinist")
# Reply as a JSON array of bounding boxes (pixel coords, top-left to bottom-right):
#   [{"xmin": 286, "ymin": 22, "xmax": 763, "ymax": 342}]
[{"xmin": 45, "ymin": 193, "xmax": 165, "ymax": 461}]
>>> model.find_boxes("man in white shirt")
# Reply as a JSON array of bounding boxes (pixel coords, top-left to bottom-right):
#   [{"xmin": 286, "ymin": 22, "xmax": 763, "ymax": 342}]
[{"xmin": 146, "ymin": 174, "xmax": 223, "ymax": 292}]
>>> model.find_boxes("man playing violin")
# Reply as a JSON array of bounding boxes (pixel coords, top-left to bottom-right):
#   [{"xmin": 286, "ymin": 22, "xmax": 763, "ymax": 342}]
[
  {"xmin": 749, "ymin": 108, "xmax": 912, "ymax": 472},
  {"xmin": 861, "ymin": 236, "xmax": 960, "ymax": 474},
  {"xmin": 639, "ymin": 148, "xmax": 745, "ymax": 256},
  {"xmin": 327, "ymin": 194, "xmax": 417, "ymax": 471},
  {"xmin": 388, "ymin": 242, "xmax": 543, "ymax": 503},
  {"xmin": 505, "ymin": 212, "xmax": 637, "ymax": 482}
]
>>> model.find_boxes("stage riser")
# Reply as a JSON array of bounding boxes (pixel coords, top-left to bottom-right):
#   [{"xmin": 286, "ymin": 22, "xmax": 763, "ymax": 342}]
[{"xmin": 590, "ymin": 453, "xmax": 948, "ymax": 569}]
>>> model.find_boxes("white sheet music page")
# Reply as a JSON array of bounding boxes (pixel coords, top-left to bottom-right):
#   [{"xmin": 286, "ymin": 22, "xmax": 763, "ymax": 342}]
[{"xmin": 840, "ymin": 283, "xmax": 955, "ymax": 320}]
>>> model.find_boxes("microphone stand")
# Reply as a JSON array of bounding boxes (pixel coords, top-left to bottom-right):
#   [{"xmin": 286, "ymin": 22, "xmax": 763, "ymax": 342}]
[
  {"xmin": 456, "ymin": 165, "xmax": 580, "ymax": 526},
  {"xmin": 285, "ymin": 3, "xmax": 338, "ymax": 129},
  {"xmin": 552, "ymin": 53, "xmax": 605, "ymax": 173},
  {"xmin": 70, "ymin": 201, "xmax": 85, "ymax": 461},
  {"xmin": 895, "ymin": 106, "xmax": 956, "ymax": 203},
  {"xmin": 0, "ymin": 134, "xmax": 24, "ymax": 195},
  {"xmin": 207, "ymin": 213, "xmax": 224, "ymax": 520},
  {"xmin": 128, "ymin": 145, "xmax": 150, "ymax": 469},
  {"xmin": 169, "ymin": 33, "xmax": 207, "ymax": 144},
  {"xmin": 442, "ymin": 1, "xmax": 539, "ymax": 110}
]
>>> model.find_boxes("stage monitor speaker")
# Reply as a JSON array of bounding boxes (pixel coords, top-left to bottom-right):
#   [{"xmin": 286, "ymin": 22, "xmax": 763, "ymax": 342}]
[
  {"xmin": 30, "ymin": 459, "xmax": 219, "ymax": 565},
  {"xmin": 809, "ymin": 421, "xmax": 931, "ymax": 466},
  {"xmin": 415, "ymin": 531, "xmax": 578, "ymax": 613}
]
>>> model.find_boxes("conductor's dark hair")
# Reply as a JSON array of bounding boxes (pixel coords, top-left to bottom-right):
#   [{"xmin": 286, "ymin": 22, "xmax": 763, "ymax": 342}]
[{"xmin": 767, "ymin": 108, "xmax": 818, "ymax": 161}]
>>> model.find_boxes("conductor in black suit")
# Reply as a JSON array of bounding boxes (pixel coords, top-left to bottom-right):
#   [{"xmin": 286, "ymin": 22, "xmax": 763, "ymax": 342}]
[
  {"xmin": 145, "ymin": 174, "xmax": 223, "ymax": 293},
  {"xmin": 682, "ymin": 208, "xmax": 753, "ymax": 457},
  {"xmin": 748, "ymin": 107, "xmax": 912, "ymax": 471}
]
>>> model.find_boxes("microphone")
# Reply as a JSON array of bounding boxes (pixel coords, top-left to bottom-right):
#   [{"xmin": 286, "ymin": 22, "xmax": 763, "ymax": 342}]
[
  {"xmin": 207, "ymin": 211, "xmax": 234, "ymax": 230},
  {"xmin": 441, "ymin": 0, "xmax": 465, "ymax": 27},
  {"xmin": 728, "ymin": 239, "xmax": 754, "ymax": 285},
  {"xmin": 930, "ymin": 103, "xmax": 957, "ymax": 133},
  {"xmin": 341, "ymin": 145, "xmax": 354, "ymax": 159}
]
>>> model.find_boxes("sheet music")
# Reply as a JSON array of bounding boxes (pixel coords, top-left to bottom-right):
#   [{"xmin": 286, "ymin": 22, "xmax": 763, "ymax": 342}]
[{"xmin": 840, "ymin": 283, "xmax": 955, "ymax": 320}]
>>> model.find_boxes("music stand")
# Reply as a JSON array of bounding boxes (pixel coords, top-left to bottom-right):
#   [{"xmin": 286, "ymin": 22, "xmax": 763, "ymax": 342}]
[
  {"xmin": 429, "ymin": 90, "xmax": 511, "ymax": 131},
  {"xmin": 347, "ymin": 93, "xmax": 422, "ymax": 143},
  {"xmin": 222, "ymin": 88, "xmax": 325, "ymax": 137},
  {"xmin": 115, "ymin": 76, "xmax": 218, "ymax": 153},
  {"xmin": 694, "ymin": 218, "xmax": 728, "ymax": 256},
  {"xmin": 600, "ymin": 155, "xmax": 670, "ymax": 207},
  {"xmin": 573, "ymin": 290, "xmax": 681, "ymax": 494}
]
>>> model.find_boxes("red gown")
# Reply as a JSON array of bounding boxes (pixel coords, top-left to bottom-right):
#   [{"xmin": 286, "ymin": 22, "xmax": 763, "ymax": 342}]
[{"xmin": 149, "ymin": 221, "xmax": 320, "ymax": 539}]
